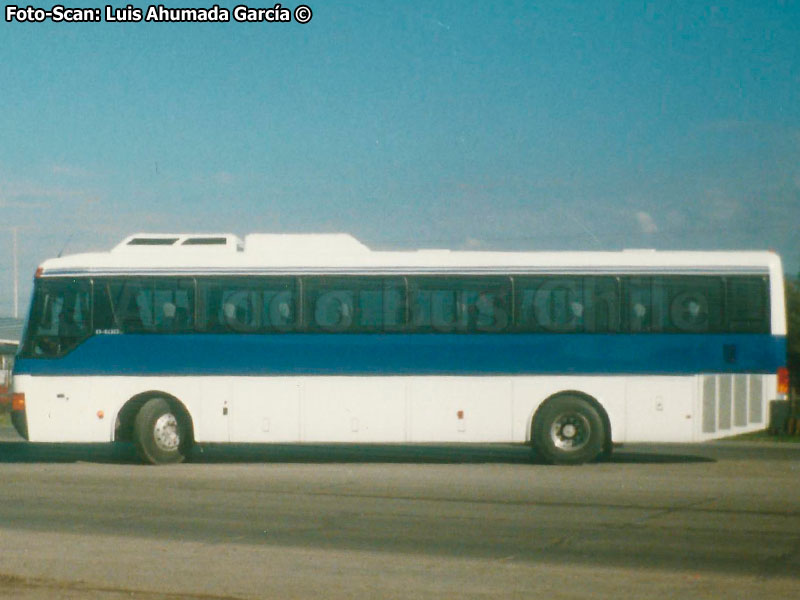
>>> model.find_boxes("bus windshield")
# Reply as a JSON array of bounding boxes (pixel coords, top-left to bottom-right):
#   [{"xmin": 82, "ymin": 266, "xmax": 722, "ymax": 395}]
[{"xmin": 21, "ymin": 278, "xmax": 92, "ymax": 358}]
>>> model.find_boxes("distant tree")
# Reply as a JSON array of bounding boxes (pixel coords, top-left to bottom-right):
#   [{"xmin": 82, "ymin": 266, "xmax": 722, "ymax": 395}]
[{"xmin": 787, "ymin": 274, "xmax": 800, "ymax": 400}]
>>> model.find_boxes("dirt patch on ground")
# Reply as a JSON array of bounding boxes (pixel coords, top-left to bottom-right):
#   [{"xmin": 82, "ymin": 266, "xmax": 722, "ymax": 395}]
[{"xmin": 0, "ymin": 573, "xmax": 243, "ymax": 600}]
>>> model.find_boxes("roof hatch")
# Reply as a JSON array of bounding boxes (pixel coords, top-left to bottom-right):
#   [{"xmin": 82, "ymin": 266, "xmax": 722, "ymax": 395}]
[{"xmin": 113, "ymin": 234, "xmax": 243, "ymax": 253}]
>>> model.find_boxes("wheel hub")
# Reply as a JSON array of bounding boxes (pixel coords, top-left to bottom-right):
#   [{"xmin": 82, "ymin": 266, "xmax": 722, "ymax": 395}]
[
  {"xmin": 153, "ymin": 413, "xmax": 180, "ymax": 452},
  {"xmin": 549, "ymin": 412, "xmax": 590, "ymax": 452},
  {"xmin": 561, "ymin": 423, "xmax": 577, "ymax": 439}
]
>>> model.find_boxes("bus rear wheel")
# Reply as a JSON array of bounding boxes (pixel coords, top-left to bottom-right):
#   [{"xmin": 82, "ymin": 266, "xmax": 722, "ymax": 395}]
[
  {"xmin": 533, "ymin": 395, "xmax": 604, "ymax": 465},
  {"xmin": 133, "ymin": 398, "xmax": 189, "ymax": 465}
]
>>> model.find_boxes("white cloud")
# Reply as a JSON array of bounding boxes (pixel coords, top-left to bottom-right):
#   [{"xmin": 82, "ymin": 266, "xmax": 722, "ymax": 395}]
[
  {"xmin": 0, "ymin": 177, "xmax": 100, "ymax": 208},
  {"xmin": 51, "ymin": 164, "xmax": 91, "ymax": 177},
  {"xmin": 635, "ymin": 211, "xmax": 658, "ymax": 234},
  {"xmin": 462, "ymin": 237, "xmax": 487, "ymax": 249}
]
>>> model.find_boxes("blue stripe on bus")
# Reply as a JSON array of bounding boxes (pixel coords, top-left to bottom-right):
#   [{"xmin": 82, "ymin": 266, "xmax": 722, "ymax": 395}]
[{"xmin": 13, "ymin": 333, "xmax": 786, "ymax": 376}]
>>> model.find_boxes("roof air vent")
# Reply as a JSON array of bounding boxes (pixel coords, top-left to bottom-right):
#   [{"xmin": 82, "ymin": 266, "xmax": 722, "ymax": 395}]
[
  {"xmin": 112, "ymin": 233, "xmax": 243, "ymax": 253},
  {"xmin": 181, "ymin": 237, "xmax": 228, "ymax": 246},
  {"xmin": 127, "ymin": 237, "xmax": 179, "ymax": 246}
]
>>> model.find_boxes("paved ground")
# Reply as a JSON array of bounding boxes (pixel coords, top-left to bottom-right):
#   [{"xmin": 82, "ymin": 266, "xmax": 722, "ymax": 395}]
[{"xmin": 0, "ymin": 425, "xmax": 799, "ymax": 599}]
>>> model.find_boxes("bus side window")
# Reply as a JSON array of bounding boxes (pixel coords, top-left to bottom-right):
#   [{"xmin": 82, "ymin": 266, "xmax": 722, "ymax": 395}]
[
  {"xmin": 467, "ymin": 284, "xmax": 510, "ymax": 333},
  {"xmin": 313, "ymin": 290, "xmax": 355, "ymax": 331},
  {"xmin": 107, "ymin": 281, "xmax": 147, "ymax": 332},
  {"xmin": 408, "ymin": 277, "xmax": 510, "ymax": 333},
  {"xmin": 92, "ymin": 281, "xmax": 116, "ymax": 331},
  {"xmin": 220, "ymin": 289, "xmax": 261, "ymax": 333},
  {"xmin": 515, "ymin": 277, "xmax": 583, "ymax": 333},
  {"xmin": 196, "ymin": 277, "xmax": 297, "ymax": 333},
  {"xmin": 196, "ymin": 279, "xmax": 223, "ymax": 332},
  {"xmin": 662, "ymin": 277, "xmax": 724, "ymax": 333},
  {"xmin": 624, "ymin": 277, "xmax": 653, "ymax": 333},
  {"xmin": 583, "ymin": 277, "xmax": 620, "ymax": 333},
  {"xmin": 303, "ymin": 277, "xmax": 403, "ymax": 333},
  {"xmin": 264, "ymin": 288, "xmax": 298, "ymax": 331},
  {"xmin": 380, "ymin": 281, "xmax": 407, "ymax": 332},
  {"xmin": 152, "ymin": 281, "xmax": 194, "ymax": 333},
  {"xmin": 727, "ymin": 277, "xmax": 769, "ymax": 333},
  {"xmin": 408, "ymin": 279, "xmax": 459, "ymax": 332}
]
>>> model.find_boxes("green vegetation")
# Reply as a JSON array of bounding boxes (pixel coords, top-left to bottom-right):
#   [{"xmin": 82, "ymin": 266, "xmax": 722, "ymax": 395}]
[
  {"xmin": 721, "ymin": 429, "xmax": 800, "ymax": 443},
  {"xmin": 787, "ymin": 275, "xmax": 800, "ymax": 397},
  {"xmin": 721, "ymin": 274, "xmax": 799, "ymax": 440}
]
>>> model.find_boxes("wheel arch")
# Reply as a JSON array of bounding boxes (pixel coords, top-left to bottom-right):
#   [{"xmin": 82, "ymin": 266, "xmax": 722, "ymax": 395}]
[
  {"xmin": 114, "ymin": 390, "xmax": 194, "ymax": 444},
  {"xmin": 531, "ymin": 390, "xmax": 612, "ymax": 458}
]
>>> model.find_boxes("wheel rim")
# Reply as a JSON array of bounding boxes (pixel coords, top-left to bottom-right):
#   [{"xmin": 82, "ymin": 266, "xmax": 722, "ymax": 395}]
[
  {"xmin": 549, "ymin": 412, "xmax": 591, "ymax": 452},
  {"xmin": 153, "ymin": 413, "xmax": 180, "ymax": 452}
]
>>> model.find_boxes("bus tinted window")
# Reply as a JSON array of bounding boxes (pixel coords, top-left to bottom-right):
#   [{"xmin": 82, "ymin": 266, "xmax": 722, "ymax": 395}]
[
  {"xmin": 196, "ymin": 278, "xmax": 298, "ymax": 333},
  {"xmin": 22, "ymin": 278, "xmax": 91, "ymax": 357},
  {"xmin": 304, "ymin": 277, "xmax": 406, "ymax": 332},
  {"xmin": 727, "ymin": 276, "xmax": 768, "ymax": 333},
  {"xmin": 517, "ymin": 277, "xmax": 583, "ymax": 333},
  {"xmin": 408, "ymin": 277, "xmax": 510, "ymax": 333},
  {"xmin": 585, "ymin": 277, "xmax": 621, "ymax": 332},
  {"xmin": 624, "ymin": 277, "xmax": 656, "ymax": 333},
  {"xmin": 515, "ymin": 276, "xmax": 620, "ymax": 333},
  {"xmin": 660, "ymin": 277, "xmax": 724, "ymax": 333},
  {"xmin": 19, "ymin": 272, "xmax": 773, "ymax": 355},
  {"xmin": 96, "ymin": 279, "xmax": 195, "ymax": 333},
  {"xmin": 624, "ymin": 276, "xmax": 725, "ymax": 333}
]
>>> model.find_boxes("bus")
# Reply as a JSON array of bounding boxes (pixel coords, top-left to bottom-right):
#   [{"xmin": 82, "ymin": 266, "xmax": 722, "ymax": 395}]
[{"xmin": 10, "ymin": 233, "xmax": 788, "ymax": 465}]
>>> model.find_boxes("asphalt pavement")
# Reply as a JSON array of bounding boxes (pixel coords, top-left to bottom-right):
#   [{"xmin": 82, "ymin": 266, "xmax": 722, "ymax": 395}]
[{"xmin": 1, "ymin": 425, "xmax": 799, "ymax": 599}]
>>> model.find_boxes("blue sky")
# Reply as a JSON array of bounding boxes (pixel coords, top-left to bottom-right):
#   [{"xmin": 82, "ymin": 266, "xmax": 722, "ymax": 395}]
[{"xmin": 1, "ymin": 1, "xmax": 799, "ymax": 315}]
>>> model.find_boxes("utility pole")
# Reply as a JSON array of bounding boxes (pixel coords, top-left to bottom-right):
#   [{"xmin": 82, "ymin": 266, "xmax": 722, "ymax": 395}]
[{"xmin": 13, "ymin": 227, "xmax": 18, "ymax": 318}]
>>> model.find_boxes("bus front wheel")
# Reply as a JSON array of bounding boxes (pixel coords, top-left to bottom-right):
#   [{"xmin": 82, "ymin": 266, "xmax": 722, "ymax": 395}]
[
  {"xmin": 533, "ymin": 395, "xmax": 605, "ymax": 465},
  {"xmin": 133, "ymin": 398, "xmax": 189, "ymax": 465}
]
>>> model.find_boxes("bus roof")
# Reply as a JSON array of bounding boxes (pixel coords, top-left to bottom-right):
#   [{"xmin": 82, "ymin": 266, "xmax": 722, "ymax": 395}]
[{"xmin": 37, "ymin": 233, "xmax": 783, "ymax": 276}]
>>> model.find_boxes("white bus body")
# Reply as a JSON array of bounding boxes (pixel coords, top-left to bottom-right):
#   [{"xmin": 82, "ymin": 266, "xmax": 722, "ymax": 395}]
[{"xmin": 12, "ymin": 234, "xmax": 788, "ymax": 464}]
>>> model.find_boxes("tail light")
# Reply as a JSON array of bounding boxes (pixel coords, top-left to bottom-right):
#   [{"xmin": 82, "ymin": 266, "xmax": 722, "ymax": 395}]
[
  {"xmin": 11, "ymin": 392, "xmax": 25, "ymax": 411},
  {"xmin": 777, "ymin": 367, "xmax": 789, "ymax": 395}
]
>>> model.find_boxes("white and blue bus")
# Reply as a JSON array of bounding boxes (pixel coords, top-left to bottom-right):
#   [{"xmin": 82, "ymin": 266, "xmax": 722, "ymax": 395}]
[{"xmin": 11, "ymin": 233, "xmax": 788, "ymax": 464}]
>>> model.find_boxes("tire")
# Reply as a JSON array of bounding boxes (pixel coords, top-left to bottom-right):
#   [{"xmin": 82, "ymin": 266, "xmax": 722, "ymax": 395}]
[
  {"xmin": 533, "ymin": 395, "xmax": 605, "ymax": 465},
  {"xmin": 133, "ymin": 398, "xmax": 190, "ymax": 465}
]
